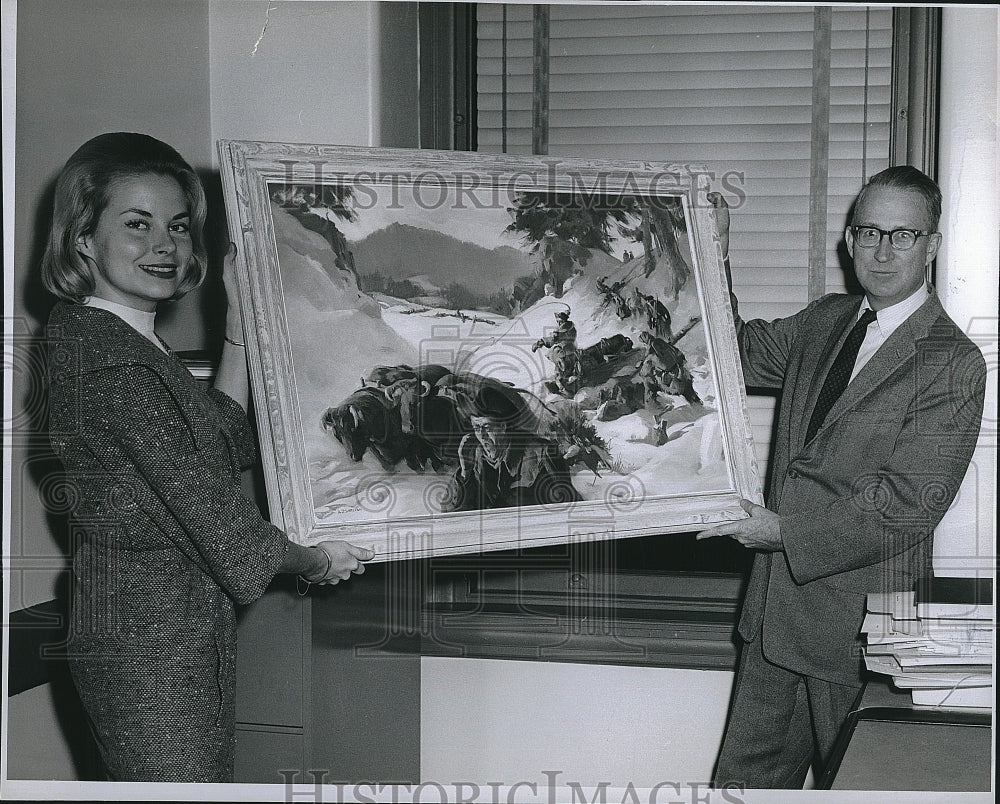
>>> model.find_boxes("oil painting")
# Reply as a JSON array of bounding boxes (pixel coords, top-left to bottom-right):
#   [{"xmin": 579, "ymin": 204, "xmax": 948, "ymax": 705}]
[{"xmin": 218, "ymin": 143, "xmax": 761, "ymax": 559}]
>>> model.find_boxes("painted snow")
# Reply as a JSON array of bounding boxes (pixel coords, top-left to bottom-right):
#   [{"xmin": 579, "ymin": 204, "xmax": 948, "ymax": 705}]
[{"xmin": 270, "ymin": 184, "xmax": 732, "ymax": 527}]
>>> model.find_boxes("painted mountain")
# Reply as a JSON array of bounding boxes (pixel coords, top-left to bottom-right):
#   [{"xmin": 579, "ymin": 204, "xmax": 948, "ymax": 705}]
[
  {"xmin": 270, "ymin": 196, "xmax": 729, "ymax": 526},
  {"xmin": 351, "ymin": 222, "xmax": 533, "ymax": 299}
]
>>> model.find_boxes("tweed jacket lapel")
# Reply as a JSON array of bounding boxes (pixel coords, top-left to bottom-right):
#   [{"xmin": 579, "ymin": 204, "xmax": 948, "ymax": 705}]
[
  {"xmin": 807, "ymin": 292, "xmax": 945, "ymax": 442},
  {"xmin": 58, "ymin": 303, "xmax": 188, "ymax": 383},
  {"xmin": 795, "ymin": 298, "xmax": 862, "ymax": 443}
]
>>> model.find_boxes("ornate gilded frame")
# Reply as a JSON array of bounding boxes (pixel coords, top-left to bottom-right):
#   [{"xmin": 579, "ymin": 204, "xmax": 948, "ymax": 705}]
[{"xmin": 218, "ymin": 141, "xmax": 761, "ymax": 561}]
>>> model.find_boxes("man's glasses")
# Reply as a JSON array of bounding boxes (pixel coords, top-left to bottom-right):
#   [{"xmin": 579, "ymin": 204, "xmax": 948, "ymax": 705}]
[{"xmin": 850, "ymin": 225, "xmax": 935, "ymax": 251}]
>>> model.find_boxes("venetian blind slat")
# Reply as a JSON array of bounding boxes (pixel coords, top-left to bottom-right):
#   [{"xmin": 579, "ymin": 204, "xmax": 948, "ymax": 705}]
[{"xmin": 477, "ymin": 3, "xmax": 893, "ymax": 477}]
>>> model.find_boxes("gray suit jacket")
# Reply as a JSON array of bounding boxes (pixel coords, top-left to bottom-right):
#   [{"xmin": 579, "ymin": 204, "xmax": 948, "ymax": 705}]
[{"xmin": 734, "ymin": 290, "xmax": 985, "ymax": 685}]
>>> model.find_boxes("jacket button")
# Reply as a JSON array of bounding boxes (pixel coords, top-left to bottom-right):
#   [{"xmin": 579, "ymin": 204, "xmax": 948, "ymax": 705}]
[{"xmin": 787, "ymin": 469, "xmax": 799, "ymax": 479}]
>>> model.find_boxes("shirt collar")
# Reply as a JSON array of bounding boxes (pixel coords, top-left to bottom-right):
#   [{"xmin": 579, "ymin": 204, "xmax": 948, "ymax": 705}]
[
  {"xmin": 83, "ymin": 296, "xmax": 165, "ymax": 352},
  {"xmin": 860, "ymin": 283, "xmax": 930, "ymax": 338},
  {"xmin": 480, "ymin": 440, "xmax": 528, "ymax": 472}
]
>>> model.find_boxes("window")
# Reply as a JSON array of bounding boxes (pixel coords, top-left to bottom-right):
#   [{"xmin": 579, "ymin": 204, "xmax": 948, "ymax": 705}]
[
  {"xmin": 417, "ymin": 5, "xmax": 926, "ymax": 667},
  {"xmin": 476, "ymin": 2, "xmax": 893, "ymax": 488}
]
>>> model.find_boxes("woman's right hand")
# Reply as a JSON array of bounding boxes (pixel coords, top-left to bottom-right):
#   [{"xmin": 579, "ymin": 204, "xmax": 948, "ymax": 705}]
[{"xmin": 307, "ymin": 541, "xmax": 376, "ymax": 585}]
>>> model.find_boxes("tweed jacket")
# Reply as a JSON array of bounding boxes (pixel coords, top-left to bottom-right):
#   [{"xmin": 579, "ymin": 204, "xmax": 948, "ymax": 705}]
[
  {"xmin": 46, "ymin": 302, "xmax": 290, "ymax": 664},
  {"xmin": 733, "ymin": 290, "xmax": 986, "ymax": 686}
]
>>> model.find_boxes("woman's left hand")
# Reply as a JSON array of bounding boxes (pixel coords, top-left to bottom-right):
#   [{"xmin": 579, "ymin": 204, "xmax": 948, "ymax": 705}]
[
  {"xmin": 222, "ymin": 241, "xmax": 244, "ymax": 342},
  {"xmin": 214, "ymin": 241, "xmax": 250, "ymax": 409},
  {"xmin": 312, "ymin": 541, "xmax": 376, "ymax": 585}
]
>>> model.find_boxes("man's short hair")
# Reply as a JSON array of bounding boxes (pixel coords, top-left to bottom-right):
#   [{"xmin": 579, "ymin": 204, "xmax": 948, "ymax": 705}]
[{"xmin": 854, "ymin": 165, "xmax": 942, "ymax": 229}]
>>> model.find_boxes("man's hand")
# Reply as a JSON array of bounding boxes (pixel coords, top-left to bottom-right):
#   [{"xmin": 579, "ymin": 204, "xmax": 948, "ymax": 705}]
[
  {"xmin": 707, "ymin": 191, "xmax": 730, "ymax": 263},
  {"xmin": 696, "ymin": 499, "xmax": 782, "ymax": 551}
]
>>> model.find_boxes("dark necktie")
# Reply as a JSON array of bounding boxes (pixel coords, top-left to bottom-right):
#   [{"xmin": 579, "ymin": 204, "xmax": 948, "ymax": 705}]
[{"xmin": 805, "ymin": 308, "xmax": 878, "ymax": 442}]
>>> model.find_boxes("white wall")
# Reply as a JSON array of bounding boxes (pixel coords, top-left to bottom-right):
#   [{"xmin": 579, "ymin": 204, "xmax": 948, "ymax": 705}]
[
  {"xmin": 209, "ymin": 0, "xmax": 419, "ymax": 156},
  {"xmin": 421, "ymin": 658, "xmax": 734, "ymax": 788},
  {"xmin": 933, "ymin": 7, "xmax": 999, "ymax": 579}
]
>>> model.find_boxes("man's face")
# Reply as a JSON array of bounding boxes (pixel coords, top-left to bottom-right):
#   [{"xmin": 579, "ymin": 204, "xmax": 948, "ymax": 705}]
[
  {"xmin": 470, "ymin": 416, "xmax": 507, "ymax": 460},
  {"xmin": 846, "ymin": 186, "xmax": 942, "ymax": 311}
]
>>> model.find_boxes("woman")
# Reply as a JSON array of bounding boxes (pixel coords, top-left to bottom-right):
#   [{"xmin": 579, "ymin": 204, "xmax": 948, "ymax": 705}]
[{"xmin": 42, "ymin": 132, "xmax": 373, "ymax": 782}]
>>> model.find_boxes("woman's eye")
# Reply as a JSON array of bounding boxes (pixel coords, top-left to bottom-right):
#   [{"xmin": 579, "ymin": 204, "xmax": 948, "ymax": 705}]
[
  {"xmin": 169, "ymin": 222, "xmax": 190, "ymax": 234},
  {"xmin": 124, "ymin": 219, "xmax": 150, "ymax": 230}
]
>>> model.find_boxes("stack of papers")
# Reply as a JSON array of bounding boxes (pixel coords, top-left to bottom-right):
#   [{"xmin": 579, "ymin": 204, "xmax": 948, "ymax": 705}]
[{"xmin": 862, "ymin": 584, "xmax": 994, "ymax": 710}]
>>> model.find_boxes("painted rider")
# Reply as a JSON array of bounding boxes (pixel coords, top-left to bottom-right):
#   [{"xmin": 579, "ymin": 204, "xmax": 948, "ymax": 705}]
[
  {"xmin": 638, "ymin": 330, "xmax": 699, "ymax": 406},
  {"xmin": 532, "ymin": 310, "xmax": 582, "ymax": 395}
]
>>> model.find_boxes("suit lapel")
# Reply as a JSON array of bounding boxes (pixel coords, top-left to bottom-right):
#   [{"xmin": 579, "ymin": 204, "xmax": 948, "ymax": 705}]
[
  {"xmin": 795, "ymin": 299, "xmax": 862, "ymax": 440},
  {"xmin": 813, "ymin": 293, "xmax": 944, "ymax": 437}
]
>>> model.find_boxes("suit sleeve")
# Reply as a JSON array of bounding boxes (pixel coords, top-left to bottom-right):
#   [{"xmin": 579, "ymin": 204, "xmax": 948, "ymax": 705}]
[
  {"xmin": 732, "ymin": 294, "xmax": 825, "ymax": 390},
  {"xmin": 82, "ymin": 364, "xmax": 289, "ymax": 604},
  {"xmin": 781, "ymin": 341, "xmax": 987, "ymax": 583}
]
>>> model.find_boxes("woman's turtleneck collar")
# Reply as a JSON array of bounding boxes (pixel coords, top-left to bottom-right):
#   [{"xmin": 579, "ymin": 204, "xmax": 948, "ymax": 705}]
[{"xmin": 82, "ymin": 296, "xmax": 168, "ymax": 353}]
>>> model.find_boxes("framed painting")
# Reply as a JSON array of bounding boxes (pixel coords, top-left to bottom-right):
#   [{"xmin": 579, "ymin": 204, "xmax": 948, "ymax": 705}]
[{"xmin": 217, "ymin": 142, "xmax": 761, "ymax": 561}]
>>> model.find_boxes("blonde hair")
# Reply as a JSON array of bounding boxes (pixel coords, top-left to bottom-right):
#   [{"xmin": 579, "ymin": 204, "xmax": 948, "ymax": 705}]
[{"xmin": 41, "ymin": 133, "xmax": 209, "ymax": 304}]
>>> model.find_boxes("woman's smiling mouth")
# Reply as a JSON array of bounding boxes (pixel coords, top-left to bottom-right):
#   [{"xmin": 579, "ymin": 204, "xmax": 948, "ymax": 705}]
[{"xmin": 140, "ymin": 263, "xmax": 178, "ymax": 278}]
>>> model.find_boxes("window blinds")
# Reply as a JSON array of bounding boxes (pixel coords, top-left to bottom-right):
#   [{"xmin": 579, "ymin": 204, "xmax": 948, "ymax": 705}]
[
  {"xmin": 477, "ymin": 3, "xmax": 892, "ymax": 315},
  {"xmin": 476, "ymin": 3, "xmax": 892, "ymax": 481}
]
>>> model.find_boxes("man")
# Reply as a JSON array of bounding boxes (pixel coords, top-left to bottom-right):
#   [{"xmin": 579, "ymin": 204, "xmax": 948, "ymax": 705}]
[
  {"xmin": 633, "ymin": 288, "xmax": 673, "ymax": 339},
  {"xmin": 532, "ymin": 310, "xmax": 582, "ymax": 395},
  {"xmin": 442, "ymin": 386, "xmax": 582, "ymax": 512},
  {"xmin": 699, "ymin": 167, "xmax": 986, "ymax": 788},
  {"xmin": 638, "ymin": 330, "xmax": 699, "ymax": 406}
]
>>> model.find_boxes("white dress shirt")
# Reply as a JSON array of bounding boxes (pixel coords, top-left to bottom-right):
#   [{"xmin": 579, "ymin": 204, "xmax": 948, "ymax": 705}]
[{"xmin": 851, "ymin": 283, "xmax": 930, "ymax": 381}]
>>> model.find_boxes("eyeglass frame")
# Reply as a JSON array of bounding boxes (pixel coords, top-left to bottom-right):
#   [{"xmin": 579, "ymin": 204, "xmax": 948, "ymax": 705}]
[{"xmin": 848, "ymin": 225, "xmax": 937, "ymax": 251}]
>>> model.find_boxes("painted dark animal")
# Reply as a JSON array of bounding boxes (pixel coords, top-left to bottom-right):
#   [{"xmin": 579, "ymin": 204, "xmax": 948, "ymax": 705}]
[
  {"xmin": 578, "ymin": 334, "xmax": 634, "ymax": 369},
  {"xmin": 366, "ymin": 364, "xmax": 418, "ymax": 386},
  {"xmin": 414, "ymin": 364, "xmax": 453, "ymax": 393},
  {"xmin": 321, "ymin": 386, "xmax": 410, "ymax": 471},
  {"xmin": 433, "ymin": 372, "xmax": 540, "ymax": 434},
  {"xmin": 410, "ymin": 394, "xmax": 470, "ymax": 469},
  {"xmin": 367, "ymin": 363, "xmax": 452, "ymax": 397}
]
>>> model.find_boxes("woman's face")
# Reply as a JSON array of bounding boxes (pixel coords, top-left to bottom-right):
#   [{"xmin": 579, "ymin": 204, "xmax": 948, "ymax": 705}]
[{"xmin": 77, "ymin": 173, "xmax": 193, "ymax": 311}]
